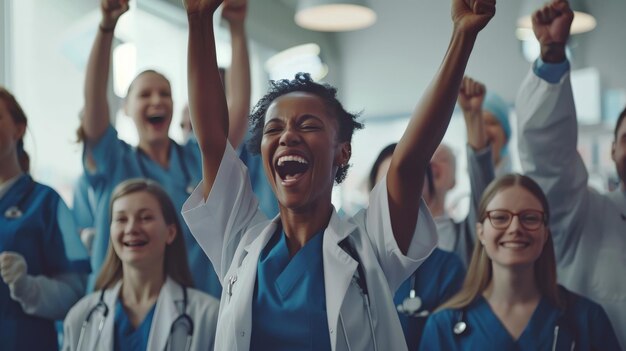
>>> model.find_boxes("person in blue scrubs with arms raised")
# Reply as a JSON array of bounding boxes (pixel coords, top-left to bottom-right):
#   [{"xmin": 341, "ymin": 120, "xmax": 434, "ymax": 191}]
[
  {"xmin": 181, "ymin": 0, "xmax": 495, "ymax": 349},
  {"xmin": 370, "ymin": 144, "xmax": 465, "ymax": 350},
  {"xmin": 0, "ymin": 87, "xmax": 91, "ymax": 350},
  {"xmin": 80, "ymin": 0, "xmax": 251, "ymax": 296},
  {"xmin": 63, "ymin": 179, "xmax": 219, "ymax": 351},
  {"xmin": 419, "ymin": 174, "xmax": 620, "ymax": 350}
]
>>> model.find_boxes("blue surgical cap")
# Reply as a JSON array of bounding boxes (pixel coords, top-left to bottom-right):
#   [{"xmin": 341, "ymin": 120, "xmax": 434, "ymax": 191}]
[{"xmin": 483, "ymin": 92, "xmax": 511, "ymax": 147}]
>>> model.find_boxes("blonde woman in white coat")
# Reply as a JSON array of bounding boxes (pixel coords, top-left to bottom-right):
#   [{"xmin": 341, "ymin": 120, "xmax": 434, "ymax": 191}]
[
  {"xmin": 63, "ymin": 179, "xmax": 219, "ymax": 351},
  {"xmin": 181, "ymin": 0, "xmax": 496, "ymax": 350}
]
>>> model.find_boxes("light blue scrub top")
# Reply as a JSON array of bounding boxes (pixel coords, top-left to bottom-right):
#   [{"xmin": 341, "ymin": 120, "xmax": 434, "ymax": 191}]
[
  {"xmin": 394, "ymin": 248, "xmax": 465, "ymax": 350},
  {"xmin": 0, "ymin": 175, "xmax": 91, "ymax": 351},
  {"xmin": 83, "ymin": 126, "xmax": 221, "ymax": 297},
  {"xmin": 113, "ymin": 300, "xmax": 156, "ymax": 351},
  {"xmin": 419, "ymin": 288, "xmax": 621, "ymax": 351},
  {"xmin": 250, "ymin": 229, "xmax": 331, "ymax": 351},
  {"xmin": 238, "ymin": 143, "xmax": 279, "ymax": 218},
  {"xmin": 72, "ymin": 174, "xmax": 96, "ymax": 232}
]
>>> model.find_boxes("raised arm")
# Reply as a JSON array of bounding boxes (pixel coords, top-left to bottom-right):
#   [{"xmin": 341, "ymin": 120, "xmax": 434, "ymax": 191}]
[
  {"xmin": 222, "ymin": 0, "xmax": 251, "ymax": 149},
  {"xmin": 388, "ymin": 0, "xmax": 495, "ymax": 253},
  {"xmin": 82, "ymin": 0, "xmax": 129, "ymax": 143},
  {"xmin": 185, "ymin": 0, "xmax": 229, "ymax": 199},
  {"xmin": 459, "ymin": 76, "xmax": 488, "ymax": 150}
]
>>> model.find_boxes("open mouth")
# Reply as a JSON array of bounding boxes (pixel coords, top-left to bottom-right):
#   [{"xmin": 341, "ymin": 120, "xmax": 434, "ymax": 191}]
[
  {"xmin": 275, "ymin": 155, "xmax": 310, "ymax": 183},
  {"xmin": 123, "ymin": 240, "xmax": 148, "ymax": 248},
  {"xmin": 147, "ymin": 115, "xmax": 166, "ymax": 126}
]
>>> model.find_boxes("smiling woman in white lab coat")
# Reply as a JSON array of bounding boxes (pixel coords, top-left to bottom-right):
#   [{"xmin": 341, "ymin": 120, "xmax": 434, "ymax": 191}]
[
  {"xmin": 63, "ymin": 179, "xmax": 219, "ymax": 351},
  {"xmin": 180, "ymin": 0, "xmax": 496, "ymax": 350}
]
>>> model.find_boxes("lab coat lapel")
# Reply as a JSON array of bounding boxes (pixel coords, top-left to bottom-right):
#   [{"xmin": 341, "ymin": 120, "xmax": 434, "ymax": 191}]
[
  {"xmin": 99, "ymin": 282, "xmax": 122, "ymax": 351},
  {"xmin": 233, "ymin": 216, "xmax": 280, "ymax": 351},
  {"xmin": 322, "ymin": 210, "xmax": 358, "ymax": 351},
  {"xmin": 147, "ymin": 277, "xmax": 180, "ymax": 351}
]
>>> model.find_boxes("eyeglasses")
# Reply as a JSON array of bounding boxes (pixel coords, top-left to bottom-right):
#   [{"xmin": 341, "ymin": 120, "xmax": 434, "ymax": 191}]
[{"xmin": 484, "ymin": 209, "xmax": 546, "ymax": 231}]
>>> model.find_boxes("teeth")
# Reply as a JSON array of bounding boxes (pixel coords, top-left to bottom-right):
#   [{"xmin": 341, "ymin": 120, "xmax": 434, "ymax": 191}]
[
  {"xmin": 501, "ymin": 242, "xmax": 528, "ymax": 248},
  {"xmin": 277, "ymin": 155, "xmax": 309, "ymax": 166}
]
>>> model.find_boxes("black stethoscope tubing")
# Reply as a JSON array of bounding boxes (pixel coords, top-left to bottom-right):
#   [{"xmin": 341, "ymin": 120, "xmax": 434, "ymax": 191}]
[
  {"xmin": 76, "ymin": 283, "xmax": 193, "ymax": 351},
  {"xmin": 3, "ymin": 176, "xmax": 36, "ymax": 219},
  {"xmin": 135, "ymin": 140, "xmax": 194, "ymax": 195}
]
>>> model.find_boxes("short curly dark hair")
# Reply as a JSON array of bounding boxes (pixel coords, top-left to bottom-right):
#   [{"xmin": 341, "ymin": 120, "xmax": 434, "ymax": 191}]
[{"xmin": 247, "ymin": 73, "xmax": 363, "ymax": 183}]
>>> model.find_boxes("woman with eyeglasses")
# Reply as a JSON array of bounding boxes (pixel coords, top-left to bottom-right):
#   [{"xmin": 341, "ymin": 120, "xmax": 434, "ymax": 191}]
[
  {"xmin": 418, "ymin": 174, "xmax": 620, "ymax": 351},
  {"xmin": 63, "ymin": 179, "xmax": 219, "ymax": 351}
]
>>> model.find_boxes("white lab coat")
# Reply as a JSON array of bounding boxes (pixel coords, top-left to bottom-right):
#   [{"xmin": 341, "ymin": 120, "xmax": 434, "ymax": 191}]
[
  {"xmin": 516, "ymin": 67, "xmax": 626, "ymax": 349},
  {"xmin": 182, "ymin": 143, "xmax": 437, "ymax": 351},
  {"xmin": 62, "ymin": 277, "xmax": 219, "ymax": 351}
]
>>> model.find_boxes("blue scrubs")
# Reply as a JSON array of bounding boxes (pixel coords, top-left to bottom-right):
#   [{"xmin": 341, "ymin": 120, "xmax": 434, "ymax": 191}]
[
  {"xmin": 83, "ymin": 126, "xmax": 221, "ymax": 297},
  {"xmin": 0, "ymin": 175, "xmax": 91, "ymax": 351},
  {"xmin": 113, "ymin": 300, "xmax": 156, "ymax": 351},
  {"xmin": 250, "ymin": 230, "xmax": 331, "ymax": 350},
  {"xmin": 419, "ymin": 288, "xmax": 621, "ymax": 351},
  {"xmin": 394, "ymin": 248, "xmax": 465, "ymax": 350},
  {"xmin": 72, "ymin": 174, "xmax": 96, "ymax": 232},
  {"xmin": 238, "ymin": 144, "xmax": 279, "ymax": 218}
]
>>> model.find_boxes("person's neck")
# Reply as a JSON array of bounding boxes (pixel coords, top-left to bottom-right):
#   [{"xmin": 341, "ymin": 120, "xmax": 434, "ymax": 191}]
[
  {"xmin": 428, "ymin": 192, "xmax": 447, "ymax": 218},
  {"xmin": 0, "ymin": 155, "xmax": 23, "ymax": 185},
  {"xmin": 120, "ymin": 263, "xmax": 165, "ymax": 306},
  {"xmin": 484, "ymin": 264, "xmax": 540, "ymax": 305},
  {"xmin": 279, "ymin": 198, "xmax": 333, "ymax": 257},
  {"xmin": 139, "ymin": 138, "xmax": 171, "ymax": 168}
]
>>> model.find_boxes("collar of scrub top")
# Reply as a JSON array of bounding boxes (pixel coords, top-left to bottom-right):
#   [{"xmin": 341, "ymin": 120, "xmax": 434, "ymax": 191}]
[
  {"xmin": 134, "ymin": 139, "xmax": 194, "ymax": 195},
  {"xmin": 3, "ymin": 174, "xmax": 36, "ymax": 219}
]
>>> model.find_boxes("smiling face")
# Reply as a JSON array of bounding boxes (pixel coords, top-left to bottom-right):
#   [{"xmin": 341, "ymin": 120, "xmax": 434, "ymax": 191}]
[
  {"xmin": 124, "ymin": 72, "xmax": 173, "ymax": 146},
  {"xmin": 260, "ymin": 92, "xmax": 350, "ymax": 212},
  {"xmin": 477, "ymin": 185, "xmax": 548, "ymax": 269},
  {"xmin": 110, "ymin": 191, "xmax": 176, "ymax": 268}
]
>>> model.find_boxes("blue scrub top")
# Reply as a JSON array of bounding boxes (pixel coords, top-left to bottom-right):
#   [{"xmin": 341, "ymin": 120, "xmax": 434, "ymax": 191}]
[
  {"xmin": 250, "ymin": 229, "xmax": 331, "ymax": 351},
  {"xmin": 238, "ymin": 145, "xmax": 279, "ymax": 218},
  {"xmin": 419, "ymin": 287, "xmax": 621, "ymax": 351},
  {"xmin": 83, "ymin": 126, "xmax": 221, "ymax": 297},
  {"xmin": 394, "ymin": 248, "xmax": 465, "ymax": 350},
  {"xmin": 72, "ymin": 174, "xmax": 96, "ymax": 231},
  {"xmin": 0, "ymin": 175, "xmax": 91, "ymax": 351},
  {"xmin": 113, "ymin": 300, "xmax": 156, "ymax": 351}
]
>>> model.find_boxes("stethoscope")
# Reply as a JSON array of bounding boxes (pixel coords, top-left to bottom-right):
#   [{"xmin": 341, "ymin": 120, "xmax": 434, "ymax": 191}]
[
  {"xmin": 4, "ymin": 176, "xmax": 36, "ymax": 219},
  {"xmin": 452, "ymin": 304, "xmax": 576, "ymax": 351},
  {"xmin": 396, "ymin": 274, "xmax": 430, "ymax": 318},
  {"xmin": 76, "ymin": 283, "xmax": 194, "ymax": 351},
  {"xmin": 339, "ymin": 239, "xmax": 379, "ymax": 351},
  {"xmin": 135, "ymin": 140, "xmax": 195, "ymax": 195}
]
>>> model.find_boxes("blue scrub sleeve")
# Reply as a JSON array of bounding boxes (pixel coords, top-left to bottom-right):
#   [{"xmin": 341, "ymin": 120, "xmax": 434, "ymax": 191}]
[
  {"xmin": 83, "ymin": 125, "xmax": 123, "ymax": 186},
  {"xmin": 44, "ymin": 197, "xmax": 91, "ymax": 274},
  {"xmin": 418, "ymin": 312, "xmax": 449, "ymax": 351},
  {"xmin": 533, "ymin": 58, "xmax": 570, "ymax": 84}
]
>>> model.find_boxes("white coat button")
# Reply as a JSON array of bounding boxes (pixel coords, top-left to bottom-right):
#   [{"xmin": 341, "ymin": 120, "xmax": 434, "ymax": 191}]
[
  {"xmin": 330, "ymin": 328, "xmax": 334, "ymax": 334},
  {"xmin": 240, "ymin": 331, "xmax": 246, "ymax": 337}
]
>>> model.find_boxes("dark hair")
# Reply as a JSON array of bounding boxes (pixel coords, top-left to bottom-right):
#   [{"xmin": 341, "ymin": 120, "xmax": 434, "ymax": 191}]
[
  {"xmin": 126, "ymin": 70, "xmax": 171, "ymax": 97},
  {"xmin": 247, "ymin": 73, "xmax": 363, "ymax": 183},
  {"xmin": 0, "ymin": 87, "xmax": 30, "ymax": 172},
  {"xmin": 615, "ymin": 106, "xmax": 626, "ymax": 140},
  {"xmin": 95, "ymin": 178, "xmax": 194, "ymax": 290},
  {"xmin": 369, "ymin": 143, "xmax": 435, "ymax": 197}
]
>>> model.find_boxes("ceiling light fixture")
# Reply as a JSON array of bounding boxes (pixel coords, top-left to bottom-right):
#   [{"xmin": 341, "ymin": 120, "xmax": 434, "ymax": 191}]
[{"xmin": 295, "ymin": 0, "xmax": 376, "ymax": 32}]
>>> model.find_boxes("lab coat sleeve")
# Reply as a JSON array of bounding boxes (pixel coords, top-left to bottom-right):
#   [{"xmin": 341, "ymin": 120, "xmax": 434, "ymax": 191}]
[
  {"xmin": 516, "ymin": 66, "xmax": 588, "ymax": 261},
  {"xmin": 62, "ymin": 294, "xmax": 96, "ymax": 351},
  {"xmin": 466, "ymin": 144, "xmax": 495, "ymax": 238},
  {"xmin": 182, "ymin": 142, "xmax": 266, "ymax": 283},
  {"xmin": 362, "ymin": 175, "xmax": 437, "ymax": 292},
  {"xmin": 10, "ymin": 272, "xmax": 87, "ymax": 320}
]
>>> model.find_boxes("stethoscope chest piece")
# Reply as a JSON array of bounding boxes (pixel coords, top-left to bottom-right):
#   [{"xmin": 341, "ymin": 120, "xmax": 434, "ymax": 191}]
[
  {"xmin": 4, "ymin": 206, "xmax": 23, "ymax": 219},
  {"xmin": 453, "ymin": 321, "xmax": 467, "ymax": 335},
  {"xmin": 186, "ymin": 185, "xmax": 194, "ymax": 195}
]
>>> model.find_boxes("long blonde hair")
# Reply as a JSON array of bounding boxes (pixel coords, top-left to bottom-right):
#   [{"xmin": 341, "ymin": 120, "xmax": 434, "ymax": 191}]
[
  {"xmin": 94, "ymin": 179, "xmax": 194, "ymax": 290},
  {"xmin": 438, "ymin": 174, "xmax": 563, "ymax": 311}
]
